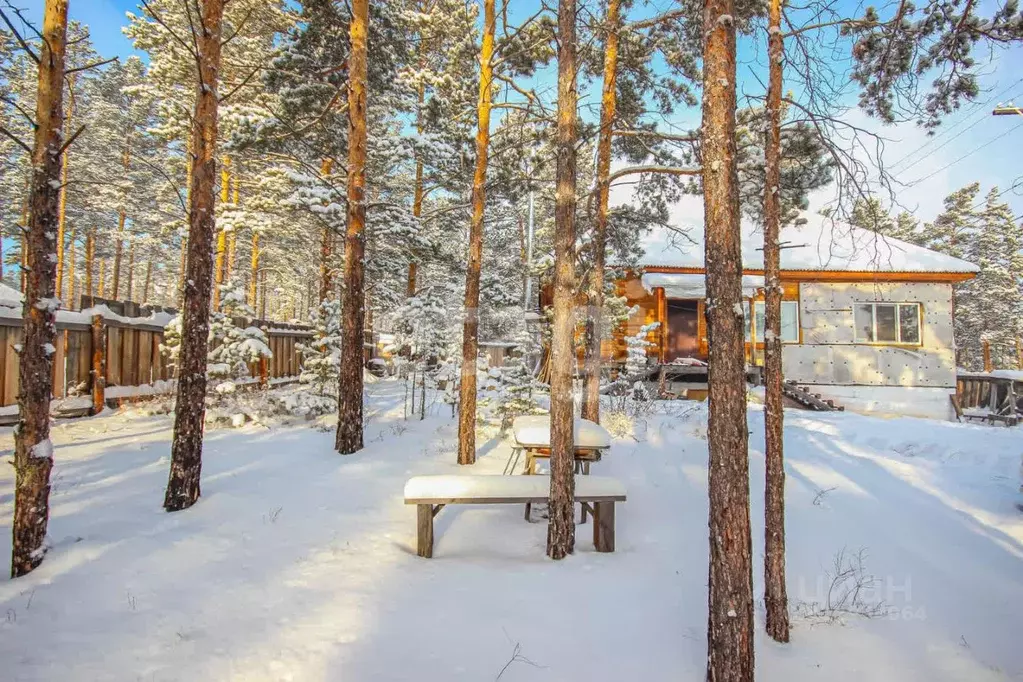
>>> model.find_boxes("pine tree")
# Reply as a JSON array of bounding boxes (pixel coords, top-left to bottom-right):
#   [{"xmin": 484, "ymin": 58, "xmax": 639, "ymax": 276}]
[
  {"xmin": 457, "ymin": 0, "xmax": 496, "ymax": 466},
  {"xmin": 847, "ymin": 1, "xmax": 1023, "ymax": 130},
  {"xmin": 547, "ymin": 0, "xmax": 579, "ymax": 561},
  {"xmin": 335, "ymin": 0, "xmax": 370, "ymax": 455},
  {"xmin": 298, "ymin": 298, "xmax": 343, "ymax": 397},
  {"xmin": 164, "ymin": 0, "xmax": 227, "ymax": 513},
  {"xmin": 703, "ymin": 0, "xmax": 755, "ymax": 674},
  {"xmin": 7, "ymin": 0, "xmax": 68, "ymax": 578},
  {"xmin": 762, "ymin": 0, "xmax": 789, "ymax": 644},
  {"xmin": 958, "ymin": 189, "xmax": 1023, "ymax": 370},
  {"xmin": 849, "ymin": 197, "xmax": 921, "ymax": 243},
  {"xmin": 207, "ymin": 281, "xmax": 272, "ymax": 384}
]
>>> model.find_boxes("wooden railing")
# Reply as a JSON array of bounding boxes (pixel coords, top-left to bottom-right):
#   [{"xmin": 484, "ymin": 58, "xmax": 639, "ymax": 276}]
[{"xmin": 953, "ymin": 371, "xmax": 1022, "ymax": 426}]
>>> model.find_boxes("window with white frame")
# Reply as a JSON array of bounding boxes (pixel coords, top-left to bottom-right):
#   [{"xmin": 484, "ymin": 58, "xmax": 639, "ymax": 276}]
[
  {"xmin": 853, "ymin": 302, "xmax": 922, "ymax": 344},
  {"xmin": 743, "ymin": 301, "xmax": 800, "ymax": 343}
]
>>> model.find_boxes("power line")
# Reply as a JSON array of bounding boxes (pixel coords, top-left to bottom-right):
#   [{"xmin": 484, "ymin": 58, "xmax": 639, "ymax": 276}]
[
  {"xmin": 968, "ymin": 176, "xmax": 1023, "ymax": 211},
  {"xmin": 893, "ymin": 90, "xmax": 1023, "ymax": 177},
  {"xmin": 908, "ymin": 120, "xmax": 1023, "ymax": 185},
  {"xmin": 887, "ymin": 77, "xmax": 1023, "ymax": 171}
]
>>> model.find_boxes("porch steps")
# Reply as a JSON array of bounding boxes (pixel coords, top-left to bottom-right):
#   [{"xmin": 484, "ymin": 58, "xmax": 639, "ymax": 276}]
[{"xmin": 782, "ymin": 381, "xmax": 845, "ymax": 412}]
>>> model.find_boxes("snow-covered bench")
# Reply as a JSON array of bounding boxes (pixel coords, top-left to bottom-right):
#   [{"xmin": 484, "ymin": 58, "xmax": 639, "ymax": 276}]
[{"xmin": 404, "ymin": 474, "xmax": 627, "ymax": 558}]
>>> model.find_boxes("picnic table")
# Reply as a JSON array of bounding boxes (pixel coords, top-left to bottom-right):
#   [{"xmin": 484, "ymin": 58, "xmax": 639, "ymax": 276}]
[
  {"xmin": 506, "ymin": 415, "xmax": 613, "ymax": 475},
  {"xmin": 507, "ymin": 415, "xmax": 613, "ymax": 521}
]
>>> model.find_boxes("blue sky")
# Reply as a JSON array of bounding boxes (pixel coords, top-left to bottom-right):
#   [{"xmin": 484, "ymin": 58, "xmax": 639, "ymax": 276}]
[{"xmin": 20, "ymin": 0, "xmax": 1023, "ymax": 223}]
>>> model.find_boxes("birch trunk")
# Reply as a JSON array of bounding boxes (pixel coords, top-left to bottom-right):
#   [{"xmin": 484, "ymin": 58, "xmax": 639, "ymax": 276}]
[
  {"xmin": 703, "ymin": 0, "xmax": 754, "ymax": 674},
  {"xmin": 11, "ymin": 0, "xmax": 68, "ymax": 578},
  {"xmin": 335, "ymin": 0, "xmax": 369, "ymax": 454},
  {"xmin": 547, "ymin": 0, "xmax": 578, "ymax": 560},
  {"xmin": 164, "ymin": 0, "xmax": 225, "ymax": 512},
  {"xmin": 763, "ymin": 0, "xmax": 790, "ymax": 645},
  {"xmin": 457, "ymin": 0, "xmax": 495, "ymax": 466},
  {"xmin": 581, "ymin": 0, "xmax": 620, "ymax": 424}
]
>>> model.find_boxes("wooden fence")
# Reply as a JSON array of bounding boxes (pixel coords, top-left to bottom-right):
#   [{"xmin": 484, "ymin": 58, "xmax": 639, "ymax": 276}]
[{"xmin": 0, "ymin": 312, "xmax": 314, "ymax": 409}]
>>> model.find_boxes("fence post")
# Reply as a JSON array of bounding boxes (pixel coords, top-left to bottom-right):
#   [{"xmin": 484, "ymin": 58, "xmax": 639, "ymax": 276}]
[
  {"xmin": 982, "ymin": 339, "xmax": 992, "ymax": 373},
  {"xmin": 259, "ymin": 356, "xmax": 269, "ymax": 389},
  {"xmin": 91, "ymin": 314, "xmax": 106, "ymax": 414}
]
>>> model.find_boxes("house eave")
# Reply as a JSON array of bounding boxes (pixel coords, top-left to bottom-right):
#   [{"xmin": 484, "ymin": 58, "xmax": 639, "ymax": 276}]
[{"xmin": 637, "ymin": 266, "xmax": 976, "ymax": 283}]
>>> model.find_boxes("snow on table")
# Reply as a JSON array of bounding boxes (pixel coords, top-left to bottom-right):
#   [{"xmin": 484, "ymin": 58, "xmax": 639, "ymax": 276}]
[
  {"xmin": 403, "ymin": 474, "xmax": 626, "ymax": 503},
  {"xmin": 511, "ymin": 415, "xmax": 612, "ymax": 449}
]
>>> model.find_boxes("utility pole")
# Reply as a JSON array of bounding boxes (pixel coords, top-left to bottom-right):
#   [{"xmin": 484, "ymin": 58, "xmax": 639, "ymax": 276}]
[{"xmin": 993, "ymin": 105, "xmax": 1022, "ymax": 116}]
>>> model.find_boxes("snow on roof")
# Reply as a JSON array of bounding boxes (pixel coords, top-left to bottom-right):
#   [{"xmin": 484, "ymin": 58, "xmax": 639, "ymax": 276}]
[{"xmin": 635, "ymin": 213, "xmax": 979, "ymax": 274}]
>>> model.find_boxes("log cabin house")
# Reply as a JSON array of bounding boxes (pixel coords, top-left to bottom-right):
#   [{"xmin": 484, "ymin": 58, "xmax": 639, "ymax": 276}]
[{"xmin": 599, "ymin": 215, "xmax": 978, "ymax": 419}]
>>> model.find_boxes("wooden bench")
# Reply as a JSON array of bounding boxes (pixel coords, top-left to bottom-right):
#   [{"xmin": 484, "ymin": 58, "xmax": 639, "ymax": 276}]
[{"xmin": 404, "ymin": 474, "xmax": 627, "ymax": 558}]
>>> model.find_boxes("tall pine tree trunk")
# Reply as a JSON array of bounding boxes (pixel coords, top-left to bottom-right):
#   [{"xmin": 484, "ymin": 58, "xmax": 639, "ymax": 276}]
[
  {"xmin": 11, "ymin": 0, "xmax": 68, "ymax": 578},
  {"xmin": 125, "ymin": 240, "xmax": 135, "ymax": 302},
  {"xmin": 85, "ymin": 229, "xmax": 95, "ymax": 298},
  {"xmin": 177, "ymin": 235, "xmax": 187, "ymax": 304},
  {"xmin": 55, "ymin": 74, "xmax": 74, "ymax": 303},
  {"xmin": 18, "ymin": 181, "xmax": 29, "ymax": 292},
  {"xmin": 178, "ymin": 137, "xmax": 193, "ymax": 305},
  {"xmin": 703, "ymin": 0, "xmax": 754, "ymax": 675},
  {"xmin": 335, "ymin": 0, "xmax": 369, "ymax": 455},
  {"xmin": 259, "ymin": 270, "xmax": 267, "ymax": 319},
  {"xmin": 67, "ymin": 228, "xmax": 76, "ymax": 309},
  {"xmin": 142, "ymin": 260, "xmax": 152, "ymax": 304},
  {"xmin": 547, "ymin": 0, "xmax": 579, "ymax": 560},
  {"xmin": 318, "ymin": 157, "xmax": 335, "ymax": 302},
  {"xmin": 581, "ymin": 0, "xmax": 620, "ymax": 424},
  {"xmin": 249, "ymin": 231, "xmax": 260, "ymax": 307},
  {"xmin": 112, "ymin": 210, "xmax": 125, "ymax": 300},
  {"xmin": 408, "ymin": 77, "xmax": 426, "ymax": 298},
  {"xmin": 111, "ymin": 133, "xmax": 131, "ymax": 301},
  {"xmin": 213, "ymin": 157, "xmax": 230, "ymax": 308},
  {"xmin": 164, "ymin": 0, "xmax": 225, "ymax": 512},
  {"xmin": 763, "ymin": 0, "xmax": 790, "ymax": 645},
  {"xmin": 457, "ymin": 0, "xmax": 495, "ymax": 466},
  {"xmin": 98, "ymin": 259, "xmax": 106, "ymax": 297},
  {"xmin": 227, "ymin": 177, "xmax": 238, "ymax": 282}
]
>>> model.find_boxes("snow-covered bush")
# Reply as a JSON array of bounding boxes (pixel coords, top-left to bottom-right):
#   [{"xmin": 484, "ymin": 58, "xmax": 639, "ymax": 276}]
[
  {"xmin": 207, "ymin": 281, "xmax": 273, "ymax": 385},
  {"xmin": 392, "ymin": 284, "xmax": 459, "ymax": 419},
  {"xmin": 160, "ymin": 280, "xmax": 273, "ymax": 397},
  {"xmin": 493, "ymin": 331, "xmax": 546, "ymax": 431},
  {"xmin": 297, "ymin": 298, "xmax": 342, "ymax": 398},
  {"xmin": 611, "ymin": 321, "xmax": 659, "ymax": 401}
]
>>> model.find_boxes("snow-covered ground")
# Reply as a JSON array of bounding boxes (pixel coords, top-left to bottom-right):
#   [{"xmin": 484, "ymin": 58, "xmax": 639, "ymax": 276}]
[{"xmin": 2, "ymin": 381, "xmax": 1022, "ymax": 681}]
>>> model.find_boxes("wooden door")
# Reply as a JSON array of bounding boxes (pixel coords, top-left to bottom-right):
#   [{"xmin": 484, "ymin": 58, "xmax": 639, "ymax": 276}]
[{"xmin": 666, "ymin": 299, "xmax": 699, "ymax": 361}]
